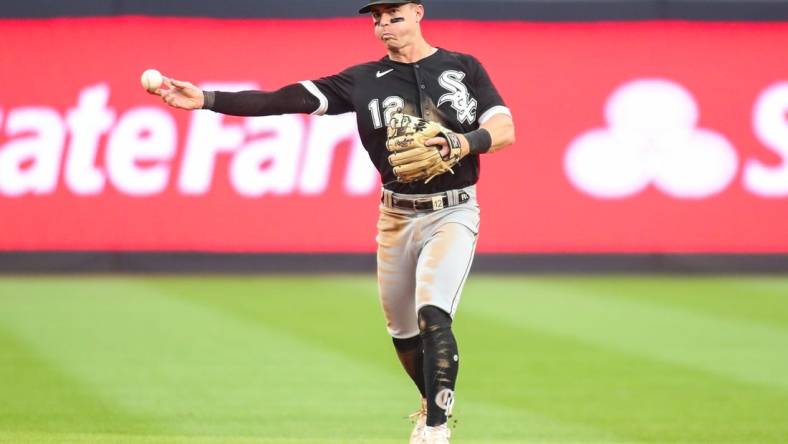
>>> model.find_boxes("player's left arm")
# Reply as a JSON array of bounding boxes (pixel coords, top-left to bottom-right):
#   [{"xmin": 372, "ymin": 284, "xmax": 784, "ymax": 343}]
[{"xmin": 469, "ymin": 113, "xmax": 516, "ymax": 154}]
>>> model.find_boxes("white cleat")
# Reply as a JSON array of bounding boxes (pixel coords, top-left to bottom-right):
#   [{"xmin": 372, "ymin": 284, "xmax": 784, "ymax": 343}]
[
  {"xmin": 422, "ymin": 423, "xmax": 451, "ymax": 444},
  {"xmin": 420, "ymin": 392, "xmax": 455, "ymax": 444},
  {"xmin": 408, "ymin": 398, "xmax": 428, "ymax": 444}
]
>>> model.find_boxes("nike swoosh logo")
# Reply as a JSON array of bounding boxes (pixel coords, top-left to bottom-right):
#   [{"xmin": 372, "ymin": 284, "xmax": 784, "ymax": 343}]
[{"xmin": 376, "ymin": 69, "xmax": 394, "ymax": 78}]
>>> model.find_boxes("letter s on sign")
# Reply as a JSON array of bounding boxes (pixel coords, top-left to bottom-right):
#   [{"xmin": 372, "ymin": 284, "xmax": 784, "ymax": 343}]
[{"xmin": 745, "ymin": 82, "xmax": 788, "ymax": 197}]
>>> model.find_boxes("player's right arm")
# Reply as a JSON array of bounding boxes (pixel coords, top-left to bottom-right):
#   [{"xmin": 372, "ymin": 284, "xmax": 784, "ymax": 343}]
[
  {"xmin": 156, "ymin": 72, "xmax": 353, "ymax": 116},
  {"xmin": 156, "ymin": 77, "xmax": 322, "ymax": 115}
]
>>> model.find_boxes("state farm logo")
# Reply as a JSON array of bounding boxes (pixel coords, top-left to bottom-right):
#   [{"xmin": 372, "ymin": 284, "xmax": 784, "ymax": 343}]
[
  {"xmin": 0, "ymin": 82, "xmax": 379, "ymax": 198},
  {"xmin": 565, "ymin": 79, "xmax": 788, "ymax": 199}
]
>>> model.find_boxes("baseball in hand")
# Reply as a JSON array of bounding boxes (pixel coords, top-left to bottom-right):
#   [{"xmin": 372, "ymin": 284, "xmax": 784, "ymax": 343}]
[{"xmin": 140, "ymin": 69, "xmax": 163, "ymax": 93}]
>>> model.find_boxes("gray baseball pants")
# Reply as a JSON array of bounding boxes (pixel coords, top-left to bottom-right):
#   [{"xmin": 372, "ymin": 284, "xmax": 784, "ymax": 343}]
[{"xmin": 376, "ymin": 185, "xmax": 480, "ymax": 338}]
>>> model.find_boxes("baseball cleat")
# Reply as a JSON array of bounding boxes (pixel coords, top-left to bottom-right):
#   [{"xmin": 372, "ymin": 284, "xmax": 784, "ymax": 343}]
[
  {"xmin": 408, "ymin": 398, "xmax": 428, "ymax": 444},
  {"xmin": 422, "ymin": 423, "xmax": 451, "ymax": 444}
]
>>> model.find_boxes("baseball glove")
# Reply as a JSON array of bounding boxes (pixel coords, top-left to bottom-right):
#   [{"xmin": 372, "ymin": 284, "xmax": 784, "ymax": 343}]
[{"xmin": 386, "ymin": 113, "xmax": 463, "ymax": 183}]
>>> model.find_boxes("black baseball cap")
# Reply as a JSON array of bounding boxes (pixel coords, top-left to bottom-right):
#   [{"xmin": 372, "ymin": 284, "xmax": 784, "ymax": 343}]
[{"xmin": 358, "ymin": 0, "xmax": 422, "ymax": 14}]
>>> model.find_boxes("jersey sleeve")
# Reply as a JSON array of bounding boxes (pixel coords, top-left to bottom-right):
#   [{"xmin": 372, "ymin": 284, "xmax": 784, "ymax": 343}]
[
  {"xmin": 300, "ymin": 67, "xmax": 356, "ymax": 116},
  {"xmin": 468, "ymin": 56, "xmax": 512, "ymax": 125}
]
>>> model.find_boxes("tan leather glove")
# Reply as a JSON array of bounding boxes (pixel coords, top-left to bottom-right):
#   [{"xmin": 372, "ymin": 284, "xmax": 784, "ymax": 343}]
[{"xmin": 386, "ymin": 113, "xmax": 463, "ymax": 183}]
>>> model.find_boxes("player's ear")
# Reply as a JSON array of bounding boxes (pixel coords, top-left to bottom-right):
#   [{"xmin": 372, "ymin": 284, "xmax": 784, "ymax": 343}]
[{"xmin": 414, "ymin": 4, "xmax": 425, "ymax": 22}]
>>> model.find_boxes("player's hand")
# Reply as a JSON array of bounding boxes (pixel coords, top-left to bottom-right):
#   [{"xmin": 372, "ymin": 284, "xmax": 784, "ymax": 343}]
[
  {"xmin": 157, "ymin": 77, "xmax": 204, "ymax": 110},
  {"xmin": 426, "ymin": 137, "xmax": 450, "ymax": 158},
  {"xmin": 426, "ymin": 136, "xmax": 470, "ymax": 159}
]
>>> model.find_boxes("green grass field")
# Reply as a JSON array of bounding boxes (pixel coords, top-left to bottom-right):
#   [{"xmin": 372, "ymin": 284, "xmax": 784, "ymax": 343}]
[{"xmin": 0, "ymin": 275, "xmax": 786, "ymax": 443}]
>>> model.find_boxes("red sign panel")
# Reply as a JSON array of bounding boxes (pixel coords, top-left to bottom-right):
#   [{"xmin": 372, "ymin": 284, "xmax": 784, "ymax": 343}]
[{"xmin": 1, "ymin": 18, "xmax": 787, "ymax": 252}]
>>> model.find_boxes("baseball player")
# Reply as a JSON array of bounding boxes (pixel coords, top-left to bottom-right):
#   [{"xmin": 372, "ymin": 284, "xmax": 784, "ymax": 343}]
[{"xmin": 153, "ymin": 1, "xmax": 514, "ymax": 442}]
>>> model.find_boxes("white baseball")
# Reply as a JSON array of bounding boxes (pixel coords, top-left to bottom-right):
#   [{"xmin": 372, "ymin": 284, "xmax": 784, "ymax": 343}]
[{"xmin": 140, "ymin": 69, "xmax": 163, "ymax": 93}]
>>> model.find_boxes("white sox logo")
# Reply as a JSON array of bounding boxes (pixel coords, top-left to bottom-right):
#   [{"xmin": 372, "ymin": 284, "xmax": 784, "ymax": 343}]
[
  {"xmin": 438, "ymin": 70, "xmax": 478, "ymax": 125},
  {"xmin": 435, "ymin": 388, "xmax": 455, "ymax": 414}
]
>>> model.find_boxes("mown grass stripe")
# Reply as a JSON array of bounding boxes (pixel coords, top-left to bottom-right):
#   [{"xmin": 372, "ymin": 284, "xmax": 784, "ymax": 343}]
[
  {"xmin": 0, "ymin": 323, "xmax": 156, "ymax": 436},
  {"xmin": 463, "ymin": 277, "xmax": 788, "ymax": 391},
  {"xmin": 547, "ymin": 276, "xmax": 788, "ymax": 329},
  {"xmin": 456, "ymin": 307, "xmax": 788, "ymax": 443}
]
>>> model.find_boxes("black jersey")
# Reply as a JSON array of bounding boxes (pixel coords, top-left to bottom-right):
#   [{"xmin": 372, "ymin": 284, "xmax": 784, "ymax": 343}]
[{"xmin": 302, "ymin": 48, "xmax": 510, "ymax": 195}]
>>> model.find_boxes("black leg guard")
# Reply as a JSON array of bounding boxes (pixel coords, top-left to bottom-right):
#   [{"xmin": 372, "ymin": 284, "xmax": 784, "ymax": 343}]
[
  {"xmin": 418, "ymin": 305, "xmax": 459, "ymax": 427},
  {"xmin": 392, "ymin": 335, "xmax": 427, "ymax": 398}
]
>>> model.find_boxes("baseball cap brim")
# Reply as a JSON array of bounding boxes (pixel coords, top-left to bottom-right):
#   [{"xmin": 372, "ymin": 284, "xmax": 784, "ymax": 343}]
[{"xmin": 358, "ymin": 0, "xmax": 421, "ymax": 14}]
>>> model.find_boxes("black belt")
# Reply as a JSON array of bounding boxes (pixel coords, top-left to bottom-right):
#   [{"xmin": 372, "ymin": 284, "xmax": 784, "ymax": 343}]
[{"xmin": 385, "ymin": 190, "xmax": 470, "ymax": 211}]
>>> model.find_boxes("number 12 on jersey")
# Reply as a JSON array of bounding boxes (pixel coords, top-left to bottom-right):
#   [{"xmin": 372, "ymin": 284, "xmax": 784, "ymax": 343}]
[{"xmin": 369, "ymin": 96, "xmax": 405, "ymax": 129}]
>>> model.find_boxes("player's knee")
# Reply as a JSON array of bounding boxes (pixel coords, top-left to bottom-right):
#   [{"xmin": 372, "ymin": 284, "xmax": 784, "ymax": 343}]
[{"xmin": 417, "ymin": 305, "xmax": 452, "ymax": 335}]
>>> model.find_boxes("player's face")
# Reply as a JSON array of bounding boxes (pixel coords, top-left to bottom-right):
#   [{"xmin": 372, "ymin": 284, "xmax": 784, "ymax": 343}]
[{"xmin": 370, "ymin": 4, "xmax": 423, "ymax": 50}]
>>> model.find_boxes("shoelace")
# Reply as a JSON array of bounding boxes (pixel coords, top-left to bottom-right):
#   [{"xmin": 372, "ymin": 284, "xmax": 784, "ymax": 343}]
[
  {"xmin": 408, "ymin": 407, "xmax": 427, "ymax": 424},
  {"xmin": 409, "ymin": 409, "xmax": 425, "ymax": 419}
]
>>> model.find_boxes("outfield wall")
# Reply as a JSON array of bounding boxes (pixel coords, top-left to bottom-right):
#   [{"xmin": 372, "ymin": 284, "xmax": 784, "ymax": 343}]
[{"xmin": 1, "ymin": 5, "xmax": 787, "ymax": 271}]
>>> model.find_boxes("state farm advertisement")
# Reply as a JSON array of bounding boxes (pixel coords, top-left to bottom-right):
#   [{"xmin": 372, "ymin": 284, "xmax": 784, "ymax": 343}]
[{"xmin": 1, "ymin": 18, "xmax": 787, "ymax": 253}]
